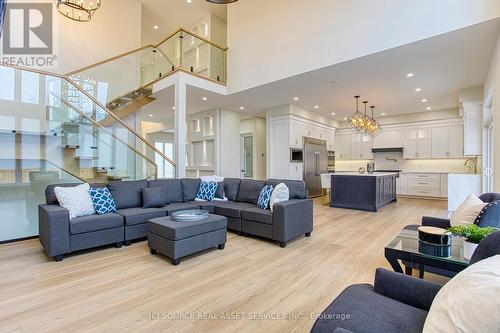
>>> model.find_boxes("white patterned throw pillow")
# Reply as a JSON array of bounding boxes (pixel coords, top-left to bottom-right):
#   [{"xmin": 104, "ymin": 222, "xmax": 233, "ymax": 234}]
[
  {"xmin": 269, "ymin": 183, "xmax": 289, "ymax": 212},
  {"xmin": 54, "ymin": 183, "xmax": 96, "ymax": 220}
]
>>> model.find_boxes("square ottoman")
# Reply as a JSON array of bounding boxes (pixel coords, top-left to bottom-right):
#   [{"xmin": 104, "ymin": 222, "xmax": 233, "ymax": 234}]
[{"xmin": 148, "ymin": 214, "xmax": 227, "ymax": 265}]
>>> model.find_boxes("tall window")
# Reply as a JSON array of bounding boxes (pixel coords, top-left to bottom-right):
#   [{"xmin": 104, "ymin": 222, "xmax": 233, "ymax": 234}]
[
  {"xmin": 0, "ymin": 66, "xmax": 15, "ymax": 101},
  {"xmin": 155, "ymin": 142, "xmax": 174, "ymax": 178},
  {"xmin": 21, "ymin": 71, "xmax": 40, "ymax": 104}
]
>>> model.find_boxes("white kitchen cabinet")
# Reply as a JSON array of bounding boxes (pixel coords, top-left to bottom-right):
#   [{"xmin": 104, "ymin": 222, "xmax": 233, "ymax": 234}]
[
  {"xmin": 289, "ymin": 163, "xmax": 303, "ymax": 180},
  {"xmin": 440, "ymin": 173, "xmax": 448, "ymax": 198},
  {"xmin": 372, "ymin": 130, "xmax": 403, "ymax": 149},
  {"xmin": 290, "ymin": 121, "xmax": 305, "ymax": 147},
  {"xmin": 397, "ymin": 174, "xmax": 408, "ymax": 195},
  {"xmin": 335, "ymin": 134, "xmax": 352, "ymax": 160},
  {"xmin": 403, "ymin": 129, "xmax": 431, "ymax": 159},
  {"xmin": 431, "ymin": 126, "xmax": 464, "ymax": 158},
  {"xmin": 463, "ymin": 101, "xmax": 483, "ymax": 156},
  {"xmin": 406, "ymin": 173, "xmax": 441, "ymax": 197},
  {"xmin": 326, "ymin": 131, "xmax": 335, "ymax": 151},
  {"xmin": 448, "ymin": 126, "xmax": 464, "ymax": 158},
  {"xmin": 351, "ymin": 134, "xmax": 373, "ymax": 160}
]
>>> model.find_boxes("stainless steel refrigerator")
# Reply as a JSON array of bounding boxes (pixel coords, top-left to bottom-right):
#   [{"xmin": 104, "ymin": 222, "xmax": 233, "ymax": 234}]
[{"xmin": 303, "ymin": 137, "xmax": 327, "ymax": 197}]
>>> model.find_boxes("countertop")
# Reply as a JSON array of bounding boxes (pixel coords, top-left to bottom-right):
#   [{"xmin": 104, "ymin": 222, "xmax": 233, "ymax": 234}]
[{"xmin": 326, "ymin": 172, "xmax": 398, "ymax": 177}]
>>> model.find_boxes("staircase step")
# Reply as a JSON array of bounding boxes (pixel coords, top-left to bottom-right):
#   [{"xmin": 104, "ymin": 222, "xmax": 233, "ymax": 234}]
[{"xmin": 75, "ymin": 156, "xmax": 98, "ymax": 160}]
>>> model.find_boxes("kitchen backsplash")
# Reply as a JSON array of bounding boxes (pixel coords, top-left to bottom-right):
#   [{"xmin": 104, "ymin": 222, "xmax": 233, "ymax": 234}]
[{"xmin": 335, "ymin": 152, "xmax": 472, "ymax": 173}]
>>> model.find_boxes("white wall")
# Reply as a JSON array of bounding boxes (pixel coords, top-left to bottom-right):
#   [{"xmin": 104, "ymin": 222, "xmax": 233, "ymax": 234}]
[
  {"xmin": 484, "ymin": 30, "xmax": 500, "ymax": 191},
  {"xmin": 55, "ymin": 0, "xmax": 142, "ymax": 74},
  {"xmin": 217, "ymin": 109, "xmax": 240, "ymax": 177},
  {"xmin": 227, "ymin": 0, "xmax": 500, "ymax": 93}
]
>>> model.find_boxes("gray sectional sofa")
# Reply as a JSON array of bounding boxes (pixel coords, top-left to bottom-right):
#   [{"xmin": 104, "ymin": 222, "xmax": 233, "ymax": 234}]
[{"xmin": 39, "ymin": 178, "xmax": 313, "ymax": 261}]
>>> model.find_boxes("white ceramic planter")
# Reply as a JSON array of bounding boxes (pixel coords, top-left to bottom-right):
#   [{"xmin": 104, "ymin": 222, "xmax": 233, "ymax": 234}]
[{"xmin": 463, "ymin": 241, "xmax": 479, "ymax": 260}]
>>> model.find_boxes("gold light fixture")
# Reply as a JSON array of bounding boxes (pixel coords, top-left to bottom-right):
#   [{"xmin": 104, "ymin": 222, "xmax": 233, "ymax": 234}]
[
  {"xmin": 346, "ymin": 96, "xmax": 382, "ymax": 137},
  {"xmin": 365, "ymin": 105, "xmax": 382, "ymax": 137},
  {"xmin": 346, "ymin": 96, "xmax": 365, "ymax": 134},
  {"xmin": 57, "ymin": 0, "xmax": 101, "ymax": 22}
]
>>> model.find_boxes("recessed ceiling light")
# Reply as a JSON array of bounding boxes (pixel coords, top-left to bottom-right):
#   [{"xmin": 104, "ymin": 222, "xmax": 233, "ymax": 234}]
[
  {"xmin": 239, "ymin": 106, "xmax": 245, "ymax": 110},
  {"xmin": 186, "ymin": 0, "xmax": 192, "ymax": 3},
  {"xmin": 407, "ymin": 73, "xmax": 414, "ymax": 78},
  {"xmin": 149, "ymin": 114, "xmax": 154, "ymax": 117},
  {"xmin": 426, "ymin": 106, "xmax": 432, "ymax": 110},
  {"xmin": 415, "ymin": 88, "xmax": 421, "ymax": 92},
  {"xmin": 331, "ymin": 112, "xmax": 336, "ymax": 115},
  {"xmin": 343, "ymin": 117, "xmax": 348, "ymax": 120},
  {"xmin": 202, "ymin": 97, "xmax": 207, "ymax": 101},
  {"xmin": 421, "ymin": 99, "xmax": 427, "ymax": 102},
  {"xmin": 172, "ymin": 106, "xmax": 175, "ymax": 110},
  {"xmin": 314, "ymin": 105, "xmax": 319, "ymax": 109},
  {"xmin": 153, "ymin": 25, "xmax": 159, "ymax": 30},
  {"xmin": 381, "ymin": 112, "xmax": 386, "ymax": 116},
  {"xmin": 293, "ymin": 97, "xmax": 299, "ymax": 101}
]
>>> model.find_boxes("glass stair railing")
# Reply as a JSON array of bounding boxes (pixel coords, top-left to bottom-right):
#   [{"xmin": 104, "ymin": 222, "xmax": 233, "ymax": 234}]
[
  {"xmin": 0, "ymin": 64, "xmax": 175, "ymax": 182},
  {"xmin": 66, "ymin": 28, "xmax": 227, "ymax": 118},
  {"xmin": 0, "ymin": 63, "xmax": 177, "ymax": 242}
]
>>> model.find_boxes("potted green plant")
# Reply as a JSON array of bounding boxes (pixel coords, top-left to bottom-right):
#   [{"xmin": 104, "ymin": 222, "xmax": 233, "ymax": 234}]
[{"xmin": 448, "ymin": 224, "xmax": 498, "ymax": 260}]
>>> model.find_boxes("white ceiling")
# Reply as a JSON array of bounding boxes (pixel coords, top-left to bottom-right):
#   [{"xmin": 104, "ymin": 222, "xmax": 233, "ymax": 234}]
[
  {"xmin": 184, "ymin": 18, "xmax": 500, "ymax": 121},
  {"xmin": 141, "ymin": 0, "xmax": 227, "ymax": 45}
]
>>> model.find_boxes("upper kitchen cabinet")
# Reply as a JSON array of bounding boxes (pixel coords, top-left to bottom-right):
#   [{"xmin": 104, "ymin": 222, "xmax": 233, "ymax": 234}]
[
  {"xmin": 403, "ymin": 128, "xmax": 431, "ymax": 159},
  {"xmin": 290, "ymin": 119, "xmax": 306, "ymax": 147},
  {"xmin": 351, "ymin": 134, "xmax": 373, "ymax": 160},
  {"xmin": 431, "ymin": 126, "xmax": 464, "ymax": 158},
  {"xmin": 335, "ymin": 133, "xmax": 352, "ymax": 160},
  {"xmin": 462, "ymin": 100, "xmax": 483, "ymax": 156},
  {"xmin": 326, "ymin": 131, "xmax": 335, "ymax": 151}
]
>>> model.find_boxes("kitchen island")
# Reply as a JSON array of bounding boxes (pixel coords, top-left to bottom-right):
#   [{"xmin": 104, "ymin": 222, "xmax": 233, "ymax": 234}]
[{"xmin": 329, "ymin": 172, "xmax": 397, "ymax": 212}]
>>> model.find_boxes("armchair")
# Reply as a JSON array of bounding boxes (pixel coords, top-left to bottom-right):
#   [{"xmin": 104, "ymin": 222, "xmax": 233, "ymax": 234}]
[
  {"xmin": 422, "ymin": 192, "xmax": 500, "ymax": 229},
  {"xmin": 311, "ymin": 231, "xmax": 500, "ymax": 333}
]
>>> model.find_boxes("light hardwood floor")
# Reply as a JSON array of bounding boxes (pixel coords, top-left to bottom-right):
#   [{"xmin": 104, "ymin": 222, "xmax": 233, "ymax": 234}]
[{"xmin": 0, "ymin": 198, "xmax": 449, "ymax": 333}]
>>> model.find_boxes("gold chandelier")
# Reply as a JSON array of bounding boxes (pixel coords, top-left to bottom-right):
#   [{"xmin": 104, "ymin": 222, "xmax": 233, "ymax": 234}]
[
  {"xmin": 346, "ymin": 96, "xmax": 382, "ymax": 137},
  {"xmin": 57, "ymin": 0, "xmax": 101, "ymax": 22}
]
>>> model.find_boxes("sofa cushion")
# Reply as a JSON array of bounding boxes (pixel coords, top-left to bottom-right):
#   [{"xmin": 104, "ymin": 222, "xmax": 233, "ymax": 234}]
[
  {"xmin": 90, "ymin": 187, "xmax": 117, "ymax": 215},
  {"xmin": 69, "ymin": 213, "xmax": 124, "ymax": 235},
  {"xmin": 311, "ymin": 284, "xmax": 427, "ymax": 333},
  {"xmin": 46, "ymin": 183, "xmax": 105, "ymax": 205},
  {"xmin": 165, "ymin": 202, "xmax": 201, "ymax": 215},
  {"xmin": 196, "ymin": 181, "xmax": 218, "ymax": 201},
  {"xmin": 117, "ymin": 207, "xmax": 167, "ymax": 226},
  {"xmin": 423, "ymin": 255, "xmax": 500, "ymax": 333},
  {"xmin": 223, "ymin": 178, "xmax": 241, "ymax": 201},
  {"xmin": 54, "ymin": 183, "xmax": 96, "ymax": 220},
  {"xmin": 148, "ymin": 179, "xmax": 183, "ymax": 204},
  {"xmin": 241, "ymin": 207, "xmax": 273, "ymax": 224},
  {"xmin": 141, "ymin": 187, "xmax": 165, "ymax": 208},
  {"xmin": 214, "ymin": 202, "xmax": 256, "ymax": 218},
  {"xmin": 107, "ymin": 180, "xmax": 147, "ymax": 209},
  {"xmin": 215, "ymin": 182, "xmax": 225, "ymax": 199},
  {"xmin": 265, "ymin": 179, "xmax": 307, "ymax": 199},
  {"xmin": 181, "ymin": 178, "xmax": 201, "ymax": 202},
  {"xmin": 237, "ymin": 179, "xmax": 265, "ymax": 205}
]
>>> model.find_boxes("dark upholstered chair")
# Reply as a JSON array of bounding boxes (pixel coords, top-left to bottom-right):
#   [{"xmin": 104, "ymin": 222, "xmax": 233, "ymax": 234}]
[
  {"xmin": 310, "ymin": 231, "xmax": 500, "ymax": 333},
  {"xmin": 405, "ymin": 192, "xmax": 500, "ymax": 277},
  {"xmin": 422, "ymin": 192, "xmax": 500, "ymax": 230}
]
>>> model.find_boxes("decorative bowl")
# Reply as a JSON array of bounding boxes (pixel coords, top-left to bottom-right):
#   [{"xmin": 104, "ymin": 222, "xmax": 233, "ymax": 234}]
[
  {"xmin": 171, "ymin": 210, "xmax": 209, "ymax": 222},
  {"xmin": 418, "ymin": 226, "xmax": 452, "ymax": 245}
]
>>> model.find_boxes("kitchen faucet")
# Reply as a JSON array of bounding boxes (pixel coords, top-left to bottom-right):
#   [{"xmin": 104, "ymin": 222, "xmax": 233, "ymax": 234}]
[
  {"xmin": 386, "ymin": 156, "xmax": 398, "ymax": 163},
  {"xmin": 464, "ymin": 157, "xmax": 478, "ymax": 174}
]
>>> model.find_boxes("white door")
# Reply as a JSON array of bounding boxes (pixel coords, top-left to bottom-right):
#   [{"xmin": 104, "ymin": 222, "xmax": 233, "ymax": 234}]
[{"xmin": 240, "ymin": 134, "xmax": 253, "ymax": 178}]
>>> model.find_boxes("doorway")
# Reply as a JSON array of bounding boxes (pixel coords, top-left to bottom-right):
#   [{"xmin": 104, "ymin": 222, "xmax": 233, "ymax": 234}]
[
  {"xmin": 240, "ymin": 134, "xmax": 253, "ymax": 178},
  {"xmin": 485, "ymin": 123, "xmax": 494, "ymax": 192}
]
